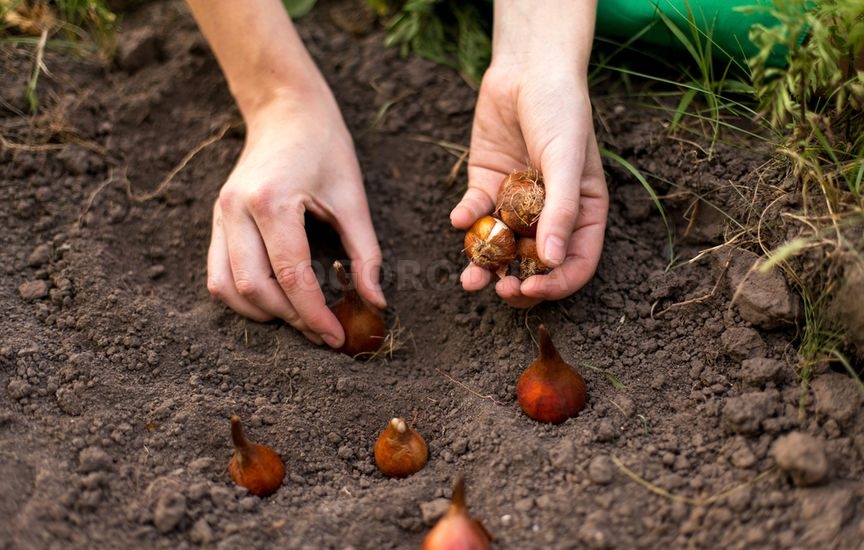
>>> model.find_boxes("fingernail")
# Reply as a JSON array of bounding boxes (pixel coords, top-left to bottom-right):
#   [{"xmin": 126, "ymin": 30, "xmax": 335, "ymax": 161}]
[
  {"xmin": 322, "ymin": 333, "xmax": 342, "ymax": 349},
  {"xmin": 544, "ymin": 235, "xmax": 566, "ymax": 267},
  {"xmin": 449, "ymin": 208, "xmax": 460, "ymax": 224}
]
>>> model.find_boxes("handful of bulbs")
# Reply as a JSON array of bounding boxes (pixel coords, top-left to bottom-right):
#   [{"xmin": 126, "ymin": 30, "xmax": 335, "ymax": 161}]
[{"xmin": 463, "ymin": 168, "xmax": 548, "ymax": 280}]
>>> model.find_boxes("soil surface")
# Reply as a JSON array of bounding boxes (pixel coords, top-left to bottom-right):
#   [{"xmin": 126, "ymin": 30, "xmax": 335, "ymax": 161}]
[{"xmin": 2, "ymin": 1, "xmax": 864, "ymax": 549}]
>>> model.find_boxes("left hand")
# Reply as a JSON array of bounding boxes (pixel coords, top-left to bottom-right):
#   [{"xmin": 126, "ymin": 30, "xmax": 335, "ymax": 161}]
[{"xmin": 451, "ymin": 59, "xmax": 608, "ymax": 308}]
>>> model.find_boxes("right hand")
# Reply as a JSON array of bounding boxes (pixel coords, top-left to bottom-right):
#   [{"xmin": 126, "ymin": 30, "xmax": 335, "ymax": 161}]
[{"xmin": 206, "ymin": 89, "xmax": 386, "ymax": 348}]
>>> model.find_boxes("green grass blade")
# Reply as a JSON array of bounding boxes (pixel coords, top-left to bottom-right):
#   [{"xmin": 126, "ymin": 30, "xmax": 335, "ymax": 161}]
[{"xmin": 600, "ymin": 147, "xmax": 675, "ymax": 264}]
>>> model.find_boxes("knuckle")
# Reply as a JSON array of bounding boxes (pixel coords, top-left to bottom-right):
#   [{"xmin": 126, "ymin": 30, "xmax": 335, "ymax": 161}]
[
  {"xmin": 245, "ymin": 186, "xmax": 274, "ymax": 215},
  {"xmin": 552, "ymin": 196, "xmax": 580, "ymax": 221},
  {"xmin": 233, "ymin": 277, "xmax": 261, "ymax": 299},
  {"xmin": 216, "ymin": 187, "xmax": 241, "ymax": 211},
  {"xmin": 274, "ymin": 264, "xmax": 301, "ymax": 292},
  {"xmin": 206, "ymin": 277, "xmax": 226, "ymax": 300}
]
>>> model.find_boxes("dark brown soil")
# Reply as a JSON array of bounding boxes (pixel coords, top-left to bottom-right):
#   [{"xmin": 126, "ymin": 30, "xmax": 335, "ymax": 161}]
[{"xmin": 2, "ymin": 1, "xmax": 863, "ymax": 548}]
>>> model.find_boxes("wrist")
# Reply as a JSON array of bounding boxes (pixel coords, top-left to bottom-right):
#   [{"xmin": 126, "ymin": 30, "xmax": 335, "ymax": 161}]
[
  {"xmin": 491, "ymin": 1, "xmax": 597, "ymax": 72},
  {"xmin": 231, "ymin": 66, "xmax": 330, "ymax": 124}
]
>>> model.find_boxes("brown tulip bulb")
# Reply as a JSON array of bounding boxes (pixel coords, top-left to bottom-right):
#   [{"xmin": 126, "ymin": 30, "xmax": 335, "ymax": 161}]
[
  {"xmin": 495, "ymin": 168, "xmax": 545, "ymax": 237},
  {"xmin": 517, "ymin": 325, "xmax": 587, "ymax": 424},
  {"xmin": 228, "ymin": 415, "xmax": 285, "ymax": 497},
  {"xmin": 516, "ymin": 237, "xmax": 548, "ymax": 280},
  {"xmin": 422, "ymin": 475, "xmax": 492, "ymax": 550},
  {"xmin": 374, "ymin": 417, "xmax": 428, "ymax": 478},
  {"xmin": 464, "ymin": 215, "xmax": 516, "ymax": 277},
  {"xmin": 329, "ymin": 260, "xmax": 386, "ymax": 358}
]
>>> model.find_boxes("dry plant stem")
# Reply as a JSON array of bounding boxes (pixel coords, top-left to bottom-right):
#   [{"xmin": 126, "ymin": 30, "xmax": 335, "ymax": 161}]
[
  {"xmin": 0, "ymin": 133, "xmax": 66, "ymax": 151},
  {"xmin": 127, "ymin": 121, "xmax": 237, "ymax": 202},
  {"xmin": 406, "ymin": 135, "xmax": 469, "ymax": 187},
  {"xmin": 77, "ymin": 167, "xmax": 118, "ymax": 227},
  {"xmin": 651, "ymin": 257, "xmax": 730, "ymax": 318},
  {"xmin": 353, "ymin": 316, "xmax": 407, "ymax": 361},
  {"xmin": 26, "ymin": 28, "xmax": 50, "ymax": 112},
  {"xmin": 407, "ymin": 134, "xmax": 469, "ymax": 156},
  {"xmin": 77, "ymin": 123, "xmax": 236, "ymax": 225},
  {"xmin": 435, "ymin": 369, "xmax": 502, "ymax": 406},
  {"xmin": 612, "ymin": 456, "xmax": 777, "ymax": 506}
]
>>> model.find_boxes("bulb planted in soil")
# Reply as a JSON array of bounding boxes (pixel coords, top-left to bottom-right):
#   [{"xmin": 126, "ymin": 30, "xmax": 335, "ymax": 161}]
[
  {"xmin": 422, "ymin": 474, "xmax": 492, "ymax": 549},
  {"xmin": 374, "ymin": 417, "xmax": 428, "ymax": 478},
  {"xmin": 517, "ymin": 325, "xmax": 587, "ymax": 424},
  {"xmin": 228, "ymin": 415, "xmax": 285, "ymax": 497},
  {"xmin": 329, "ymin": 260, "xmax": 387, "ymax": 358}
]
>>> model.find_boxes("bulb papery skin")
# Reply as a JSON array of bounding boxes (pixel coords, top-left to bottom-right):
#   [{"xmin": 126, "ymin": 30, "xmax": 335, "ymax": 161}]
[
  {"xmin": 228, "ymin": 416, "xmax": 286, "ymax": 497},
  {"xmin": 330, "ymin": 295, "xmax": 386, "ymax": 357},
  {"xmin": 516, "ymin": 237, "xmax": 547, "ymax": 280},
  {"xmin": 374, "ymin": 417, "xmax": 429, "ymax": 478},
  {"xmin": 422, "ymin": 475, "xmax": 492, "ymax": 550},
  {"xmin": 329, "ymin": 260, "xmax": 387, "ymax": 358},
  {"xmin": 422, "ymin": 515, "xmax": 492, "ymax": 550},
  {"xmin": 464, "ymin": 215, "xmax": 516, "ymax": 276},
  {"xmin": 516, "ymin": 325, "xmax": 587, "ymax": 424},
  {"xmin": 495, "ymin": 168, "xmax": 545, "ymax": 237}
]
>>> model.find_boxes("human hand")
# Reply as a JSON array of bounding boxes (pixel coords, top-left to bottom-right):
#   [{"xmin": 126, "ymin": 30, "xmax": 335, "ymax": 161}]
[
  {"xmin": 207, "ymin": 92, "xmax": 386, "ymax": 348},
  {"xmin": 451, "ymin": 60, "xmax": 608, "ymax": 308}
]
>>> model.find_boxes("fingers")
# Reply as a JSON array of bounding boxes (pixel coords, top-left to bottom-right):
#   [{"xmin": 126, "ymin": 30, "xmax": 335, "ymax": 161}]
[
  {"xmin": 450, "ymin": 186, "xmax": 497, "ymax": 230},
  {"xmin": 495, "ymin": 275, "xmax": 542, "ymax": 309},
  {"xmin": 520, "ymin": 207, "xmax": 607, "ymax": 301},
  {"xmin": 460, "ymin": 263, "xmax": 493, "ymax": 291},
  {"xmin": 207, "ymin": 202, "xmax": 275, "ymax": 323},
  {"xmin": 453, "ymin": 166, "xmax": 510, "ymax": 291},
  {"xmin": 247, "ymin": 194, "xmax": 346, "ymax": 349},
  {"xmin": 330, "ymin": 192, "xmax": 387, "ymax": 310},
  {"xmin": 534, "ymin": 141, "xmax": 583, "ymax": 269}
]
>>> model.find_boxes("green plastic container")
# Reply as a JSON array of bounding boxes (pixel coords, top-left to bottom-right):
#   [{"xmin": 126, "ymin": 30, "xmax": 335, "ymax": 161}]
[{"xmin": 594, "ymin": 0, "xmax": 803, "ymax": 67}]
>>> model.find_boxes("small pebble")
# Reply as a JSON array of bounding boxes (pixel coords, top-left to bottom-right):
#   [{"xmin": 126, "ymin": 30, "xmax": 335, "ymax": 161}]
[
  {"xmin": 771, "ymin": 431, "xmax": 828, "ymax": 486},
  {"xmin": 27, "ymin": 243, "xmax": 52, "ymax": 267},
  {"xmin": 78, "ymin": 446, "xmax": 114, "ymax": 473},
  {"xmin": 153, "ymin": 489, "xmax": 186, "ymax": 533},
  {"xmin": 18, "ymin": 280, "xmax": 49, "ymax": 301},
  {"xmin": 188, "ymin": 518, "xmax": 213, "ymax": 545},
  {"xmin": 588, "ymin": 455, "xmax": 614, "ymax": 485},
  {"xmin": 419, "ymin": 498, "xmax": 450, "ymax": 526}
]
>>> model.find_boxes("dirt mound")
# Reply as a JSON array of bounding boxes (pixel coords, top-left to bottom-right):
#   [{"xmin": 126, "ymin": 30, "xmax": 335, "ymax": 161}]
[{"xmin": 2, "ymin": 1, "xmax": 863, "ymax": 548}]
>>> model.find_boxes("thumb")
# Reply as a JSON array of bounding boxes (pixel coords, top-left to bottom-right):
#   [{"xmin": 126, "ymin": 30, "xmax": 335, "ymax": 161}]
[
  {"xmin": 535, "ymin": 146, "xmax": 583, "ymax": 268},
  {"xmin": 450, "ymin": 167, "xmax": 502, "ymax": 229}
]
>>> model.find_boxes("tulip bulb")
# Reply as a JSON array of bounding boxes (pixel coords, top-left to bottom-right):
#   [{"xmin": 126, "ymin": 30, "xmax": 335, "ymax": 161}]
[
  {"xmin": 464, "ymin": 215, "xmax": 516, "ymax": 277},
  {"xmin": 517, "ymin": 325, "xmax": 587, "ymax": 424},
  {"xmin": 495, "ymin": 168, "xmax": 545, "ymax": 237},
  {"xmin": 228, "ymin": 415, "xmax": 285, "ymax": 497},
  {"xmin": 374, "ymin": 417, "xmax": 428, "ymax": 478},
  {"xmin": 329, "ymin": 260, "xmax": 386, "ymax": 358},
  {"xmin": 516, "ymin": 237, "xmax": 548, "ymax": 280},
  {"xmin": 422, "ymin": 475, "xmax": 492, "ymax": 550}
]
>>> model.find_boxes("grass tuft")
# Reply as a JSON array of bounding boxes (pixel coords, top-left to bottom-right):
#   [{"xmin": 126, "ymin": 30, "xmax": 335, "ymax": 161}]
[{"xmin": 2, "ymin": 0, "xmax": 117, "ymax": 112}]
